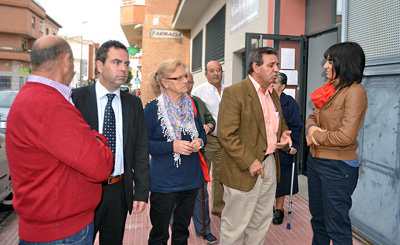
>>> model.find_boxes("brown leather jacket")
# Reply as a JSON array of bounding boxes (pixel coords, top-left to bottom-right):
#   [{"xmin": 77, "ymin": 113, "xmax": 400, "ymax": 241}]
[{"xmin": 306, "ymin": 82, "xmax": 368, "ymax": 161}]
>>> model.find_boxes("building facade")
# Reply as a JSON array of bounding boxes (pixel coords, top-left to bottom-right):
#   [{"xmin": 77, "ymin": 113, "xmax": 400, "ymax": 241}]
[
  {"xmin": 64, "ymin": 36, "xmax": 99, "ymax": 88},
  {"xmin": 120, "ymin": 0, "xmax": 190, "ymax": 104},
  {"xmin": 0, "ymin": 0, "xmax": 61, "ymax": 90},
  {"xmin": 173, "ymin": 0, "xmax": 399, "ymax": 244}
]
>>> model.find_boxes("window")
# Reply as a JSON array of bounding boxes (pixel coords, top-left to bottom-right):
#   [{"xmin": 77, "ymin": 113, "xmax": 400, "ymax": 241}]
[
  {"xmin": 46, "ymin": 28, "xmax": 49, "ymax": 35},
  {"xmin": 21, "ymin": 40, "xmax": 26, "ymax": 50},
  {"xmin": 191, "ymin": 30, "xmax": 203, "ymax": 72},
  {"xmin": 0, "ymin": 76, "xmax": 12, "ymax": 89},
  {"xmin": 205, "ymin": 5, "xmax": 226, "ymax": 63},
  {"xmin": 39, "ymin": 22, "xmax": 43, "ymax": 32},
  {"xmin": 32, "ymin": 17, "xmax": 35, "ymax": 29}
]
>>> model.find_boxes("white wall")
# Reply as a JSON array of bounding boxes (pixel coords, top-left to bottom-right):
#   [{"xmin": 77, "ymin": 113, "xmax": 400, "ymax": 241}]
[
  {"xmin": 67, "ymin": 39, "xmax": 90, "ymax": 87},
  {"xmin": 189, "ymin": 0, "xmax": 271, "ymax": 88}
]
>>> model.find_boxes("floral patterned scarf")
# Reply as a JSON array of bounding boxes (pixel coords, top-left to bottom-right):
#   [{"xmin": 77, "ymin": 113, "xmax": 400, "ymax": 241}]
[{"xmin": 163, "ymin": 92, "xmax": 195, "ymax": 139}]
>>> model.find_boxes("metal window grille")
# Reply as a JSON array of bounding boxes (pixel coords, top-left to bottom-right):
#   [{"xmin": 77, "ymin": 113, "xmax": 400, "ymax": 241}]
[
  {"xmin": 205, "ymin": 5, "xmax": 226, "ymax": 63},
  {"xmin": 192, "ymin": 31, "xmax": 203, "ymax": 72},
  {"xmin": 348, "ymin": 0, "xmax": 400, "ymax": 65}
]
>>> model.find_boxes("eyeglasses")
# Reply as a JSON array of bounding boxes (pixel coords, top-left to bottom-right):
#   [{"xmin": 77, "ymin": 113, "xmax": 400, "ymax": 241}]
[{"xmin": 167, "ymin": 74, "xmax": 188, "ymax": 82}]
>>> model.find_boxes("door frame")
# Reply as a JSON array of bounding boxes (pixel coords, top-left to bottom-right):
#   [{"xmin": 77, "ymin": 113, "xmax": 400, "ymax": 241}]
[
  {"xmin": 245, "ymin": 33, "xmax": 307, "ymax": 172},
  {"xmin": 244, "ymin": 29, "xmax": 339, "ymax": 174}
]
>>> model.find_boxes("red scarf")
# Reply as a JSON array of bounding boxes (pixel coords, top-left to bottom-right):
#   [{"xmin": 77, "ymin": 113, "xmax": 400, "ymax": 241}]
[{"xmin": 311, "ymin": 82, "xmax": 335, "ymax": 108}]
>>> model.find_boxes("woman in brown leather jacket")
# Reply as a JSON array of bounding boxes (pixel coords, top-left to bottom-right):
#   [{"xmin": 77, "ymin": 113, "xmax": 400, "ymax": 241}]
[{"xmin": 305, "ymin": 42, "xmax": 368, "ymax": 245}]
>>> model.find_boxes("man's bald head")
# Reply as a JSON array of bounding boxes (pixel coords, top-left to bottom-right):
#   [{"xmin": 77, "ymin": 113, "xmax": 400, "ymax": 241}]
[
  {"xmin": 31, "ymin": 36, "xmax": 72, "ymax": 72},
  {"xmin": 205, "ymin": 61, "xmax": 222, "ymax": 73},
  {"xmin": 205, "ymin": 60, "xmax": 223, "ymax": 87}
]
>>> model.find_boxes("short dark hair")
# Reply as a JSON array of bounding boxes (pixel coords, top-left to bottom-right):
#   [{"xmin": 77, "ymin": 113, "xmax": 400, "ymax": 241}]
[
  {"xmin": 247, "ymin": 47, "xmax": 278, "ymax": 75},
  {"xmin": 324, "ymin": 42, "xmax": 365, "ymax": 88},
  {"xmin": 96, "ymin": 40, "xmax": 128, "ymax": 64},
  {"xmin": 277, "ymin": 72, "xmax": 287, "ymax": 86},
  {"xmin": 31, "ymin": 38, "xmax": 71, "ymax": 68}
]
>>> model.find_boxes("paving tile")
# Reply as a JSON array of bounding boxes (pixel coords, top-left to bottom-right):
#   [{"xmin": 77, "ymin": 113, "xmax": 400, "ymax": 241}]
[{"xmin": 0, "ymin": 187, "xmax": 365, "ymax": 245}]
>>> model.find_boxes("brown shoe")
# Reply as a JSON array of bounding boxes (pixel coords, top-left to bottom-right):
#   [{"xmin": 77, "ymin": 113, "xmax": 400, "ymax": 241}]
[{"xmin": 211, "ymin": 211, "xmax": 222, "ymax": 217}]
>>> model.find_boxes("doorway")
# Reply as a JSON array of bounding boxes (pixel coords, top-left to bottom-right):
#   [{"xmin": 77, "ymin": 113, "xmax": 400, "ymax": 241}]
[{"xmin": 244, "ymin": 28, "xmax": 339, "ymax": 174}]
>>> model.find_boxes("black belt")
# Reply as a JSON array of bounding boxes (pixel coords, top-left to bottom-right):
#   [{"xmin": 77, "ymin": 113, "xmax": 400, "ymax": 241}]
[{"xmin": 263, "ymin": 154, "xmax": 272, "ymax": 161}]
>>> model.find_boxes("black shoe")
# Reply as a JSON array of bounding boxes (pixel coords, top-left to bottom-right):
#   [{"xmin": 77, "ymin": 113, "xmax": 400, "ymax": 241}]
[{"xmin": 272, "ymin": 209, "xmax": 284, "ymax": 225}]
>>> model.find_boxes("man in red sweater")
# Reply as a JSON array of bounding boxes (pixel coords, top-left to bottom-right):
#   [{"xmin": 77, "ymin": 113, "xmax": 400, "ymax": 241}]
[{"xmin": 6, "ymin": 36, "xmax": 114, "ymax": 244}]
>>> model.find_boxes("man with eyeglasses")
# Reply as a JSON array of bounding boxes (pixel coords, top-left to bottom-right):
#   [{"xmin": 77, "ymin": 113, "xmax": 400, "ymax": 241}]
[
  {"xmin": 186, "ymin": 70, "xmax": 218, "ymax": 243},
  {"xmin": 72, "ymin": 40, "xmax": 150, "ymax": 244},
  {"xmin": 192, "ymin": 60, "xmax": 226, "ymax": 217}
]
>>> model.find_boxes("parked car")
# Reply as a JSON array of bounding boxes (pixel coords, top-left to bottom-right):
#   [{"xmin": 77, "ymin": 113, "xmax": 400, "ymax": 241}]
[
  {"xmin": 120, "ymin": 85, "xmax": 130, "ymax": 92},
  {"xmin": 0, "ymin": 90, "xmax": 18, "ymax": 207}
]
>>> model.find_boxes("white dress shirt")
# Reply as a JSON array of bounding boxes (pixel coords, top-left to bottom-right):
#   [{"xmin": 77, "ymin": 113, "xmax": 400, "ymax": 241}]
[
  {"xmin": 192, "ymin": 82, "xmax": 226, "ymax": 136},
  {"xmin": 95, "ymin": 81, "xmax": 124, "ymax": 176}
]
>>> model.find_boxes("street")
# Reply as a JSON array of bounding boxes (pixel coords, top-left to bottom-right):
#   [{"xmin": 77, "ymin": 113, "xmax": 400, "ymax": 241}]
[
  {"xmin": 0, "ymin": 205, "xmax": 14, "ymax": 231},
  {"xmin": 0, "ymin": 204, "xmax": 18, "ymax": 244}
]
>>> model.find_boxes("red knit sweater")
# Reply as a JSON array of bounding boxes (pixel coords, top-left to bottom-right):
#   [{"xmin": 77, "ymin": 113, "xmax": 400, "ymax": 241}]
[{"xmin": 6, "ymin": 82, "xmax": 114, "ymax": 242}]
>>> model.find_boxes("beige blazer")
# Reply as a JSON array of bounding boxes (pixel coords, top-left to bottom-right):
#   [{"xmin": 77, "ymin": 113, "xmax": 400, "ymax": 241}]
[{"xmin": 217, "ymin": 77, "xmax": 288, "ymax": 191}]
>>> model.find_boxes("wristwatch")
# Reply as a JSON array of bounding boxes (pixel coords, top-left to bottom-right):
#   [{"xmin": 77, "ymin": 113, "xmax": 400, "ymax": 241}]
[{"xmin": 284, "ymin": 146, "xmax": 291, "ymax": 154}]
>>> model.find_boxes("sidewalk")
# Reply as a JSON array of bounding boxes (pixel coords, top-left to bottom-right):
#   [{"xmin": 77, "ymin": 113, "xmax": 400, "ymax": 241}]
[
  {"xmin": 113, "ymin": 193, "xmax": 315, "ymax": 245},
  {"xmin": 0, "ymin": 186, "xmax": 364, "ymax": 245},
  {"xmin": 95, "ymin": 182, "xmax": 364, "ymax": 245}
]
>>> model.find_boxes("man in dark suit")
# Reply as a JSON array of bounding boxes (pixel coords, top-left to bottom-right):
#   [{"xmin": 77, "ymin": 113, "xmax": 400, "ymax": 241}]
[{"xmin": 72, "ymin": 40, "xmax": 150, "ymax": 245}]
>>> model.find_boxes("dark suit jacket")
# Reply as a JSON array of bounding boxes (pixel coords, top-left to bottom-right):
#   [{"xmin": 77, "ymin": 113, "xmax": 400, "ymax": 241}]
[
  {"xmin": 217, "ymin": 76, "xmax": 288, "ymax": 191},
  {"xmin": 72, "ymin": 84, "xmax": 150, "ymax": 213}
]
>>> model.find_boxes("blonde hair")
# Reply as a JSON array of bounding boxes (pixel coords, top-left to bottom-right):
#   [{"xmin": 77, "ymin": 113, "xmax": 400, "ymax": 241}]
[{"xmin": 149, "ymin": 59, "xmax": 185, "ymax": 97}]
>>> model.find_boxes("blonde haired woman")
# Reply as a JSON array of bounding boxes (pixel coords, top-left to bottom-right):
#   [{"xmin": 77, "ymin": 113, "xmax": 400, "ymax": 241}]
[{"xmin": 144, "ymin": 59, "xmax": 206, "ymax": 244}]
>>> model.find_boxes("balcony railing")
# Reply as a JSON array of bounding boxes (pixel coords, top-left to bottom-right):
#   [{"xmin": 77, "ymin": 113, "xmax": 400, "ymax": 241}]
[
  {"xmin": 121, "ymin": 0, "xmax": 145, "ymax": 6},
  {"xmin": 0, "ymin": 46, "xmax": 30, "ymax": 52}
]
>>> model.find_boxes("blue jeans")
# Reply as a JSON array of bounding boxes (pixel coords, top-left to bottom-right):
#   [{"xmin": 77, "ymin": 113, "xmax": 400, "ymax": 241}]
[
  {"xmin": 192, "ymin": 182, "xmax": 211, "ymax": 236},
  {"xmin": 20, "ymin": 221, "xmax": 94, "ymax": 245},
  {"xmin": 307, "ymin": 154, "xmax": 359, "ymax": 245}
]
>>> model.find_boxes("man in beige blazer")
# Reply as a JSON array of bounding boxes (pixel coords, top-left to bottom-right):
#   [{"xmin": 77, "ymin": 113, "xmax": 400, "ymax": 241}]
[{"xmin": 217, "ymin": 47, "xmax": 292, "ymax": 245}]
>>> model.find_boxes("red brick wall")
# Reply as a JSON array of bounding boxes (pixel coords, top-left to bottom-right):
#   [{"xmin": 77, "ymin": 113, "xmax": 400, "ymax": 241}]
[
  {"xmin": 140, "ymin": 0, "xmax": 190, "ymax": 105},
  {"xmin": 0, "ymin": 1, "xmax": 59, "ymax": 39},
  {"xmin": 0, "ymin": 60, "xmax": 12, "ymax": 72}
]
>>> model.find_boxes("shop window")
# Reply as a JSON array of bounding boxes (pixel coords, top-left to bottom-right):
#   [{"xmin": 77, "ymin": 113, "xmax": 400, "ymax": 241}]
[
  {"xmin": 0, "ymin": 76, "xmax": 12, "ymax": 89},
  {"xmin": 192, "ymin": 30, "xmax": 203, "ymax": 72},
  {"xmin": 205, "ymin": 5, "xmax": 226, "ymax": 63}
]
